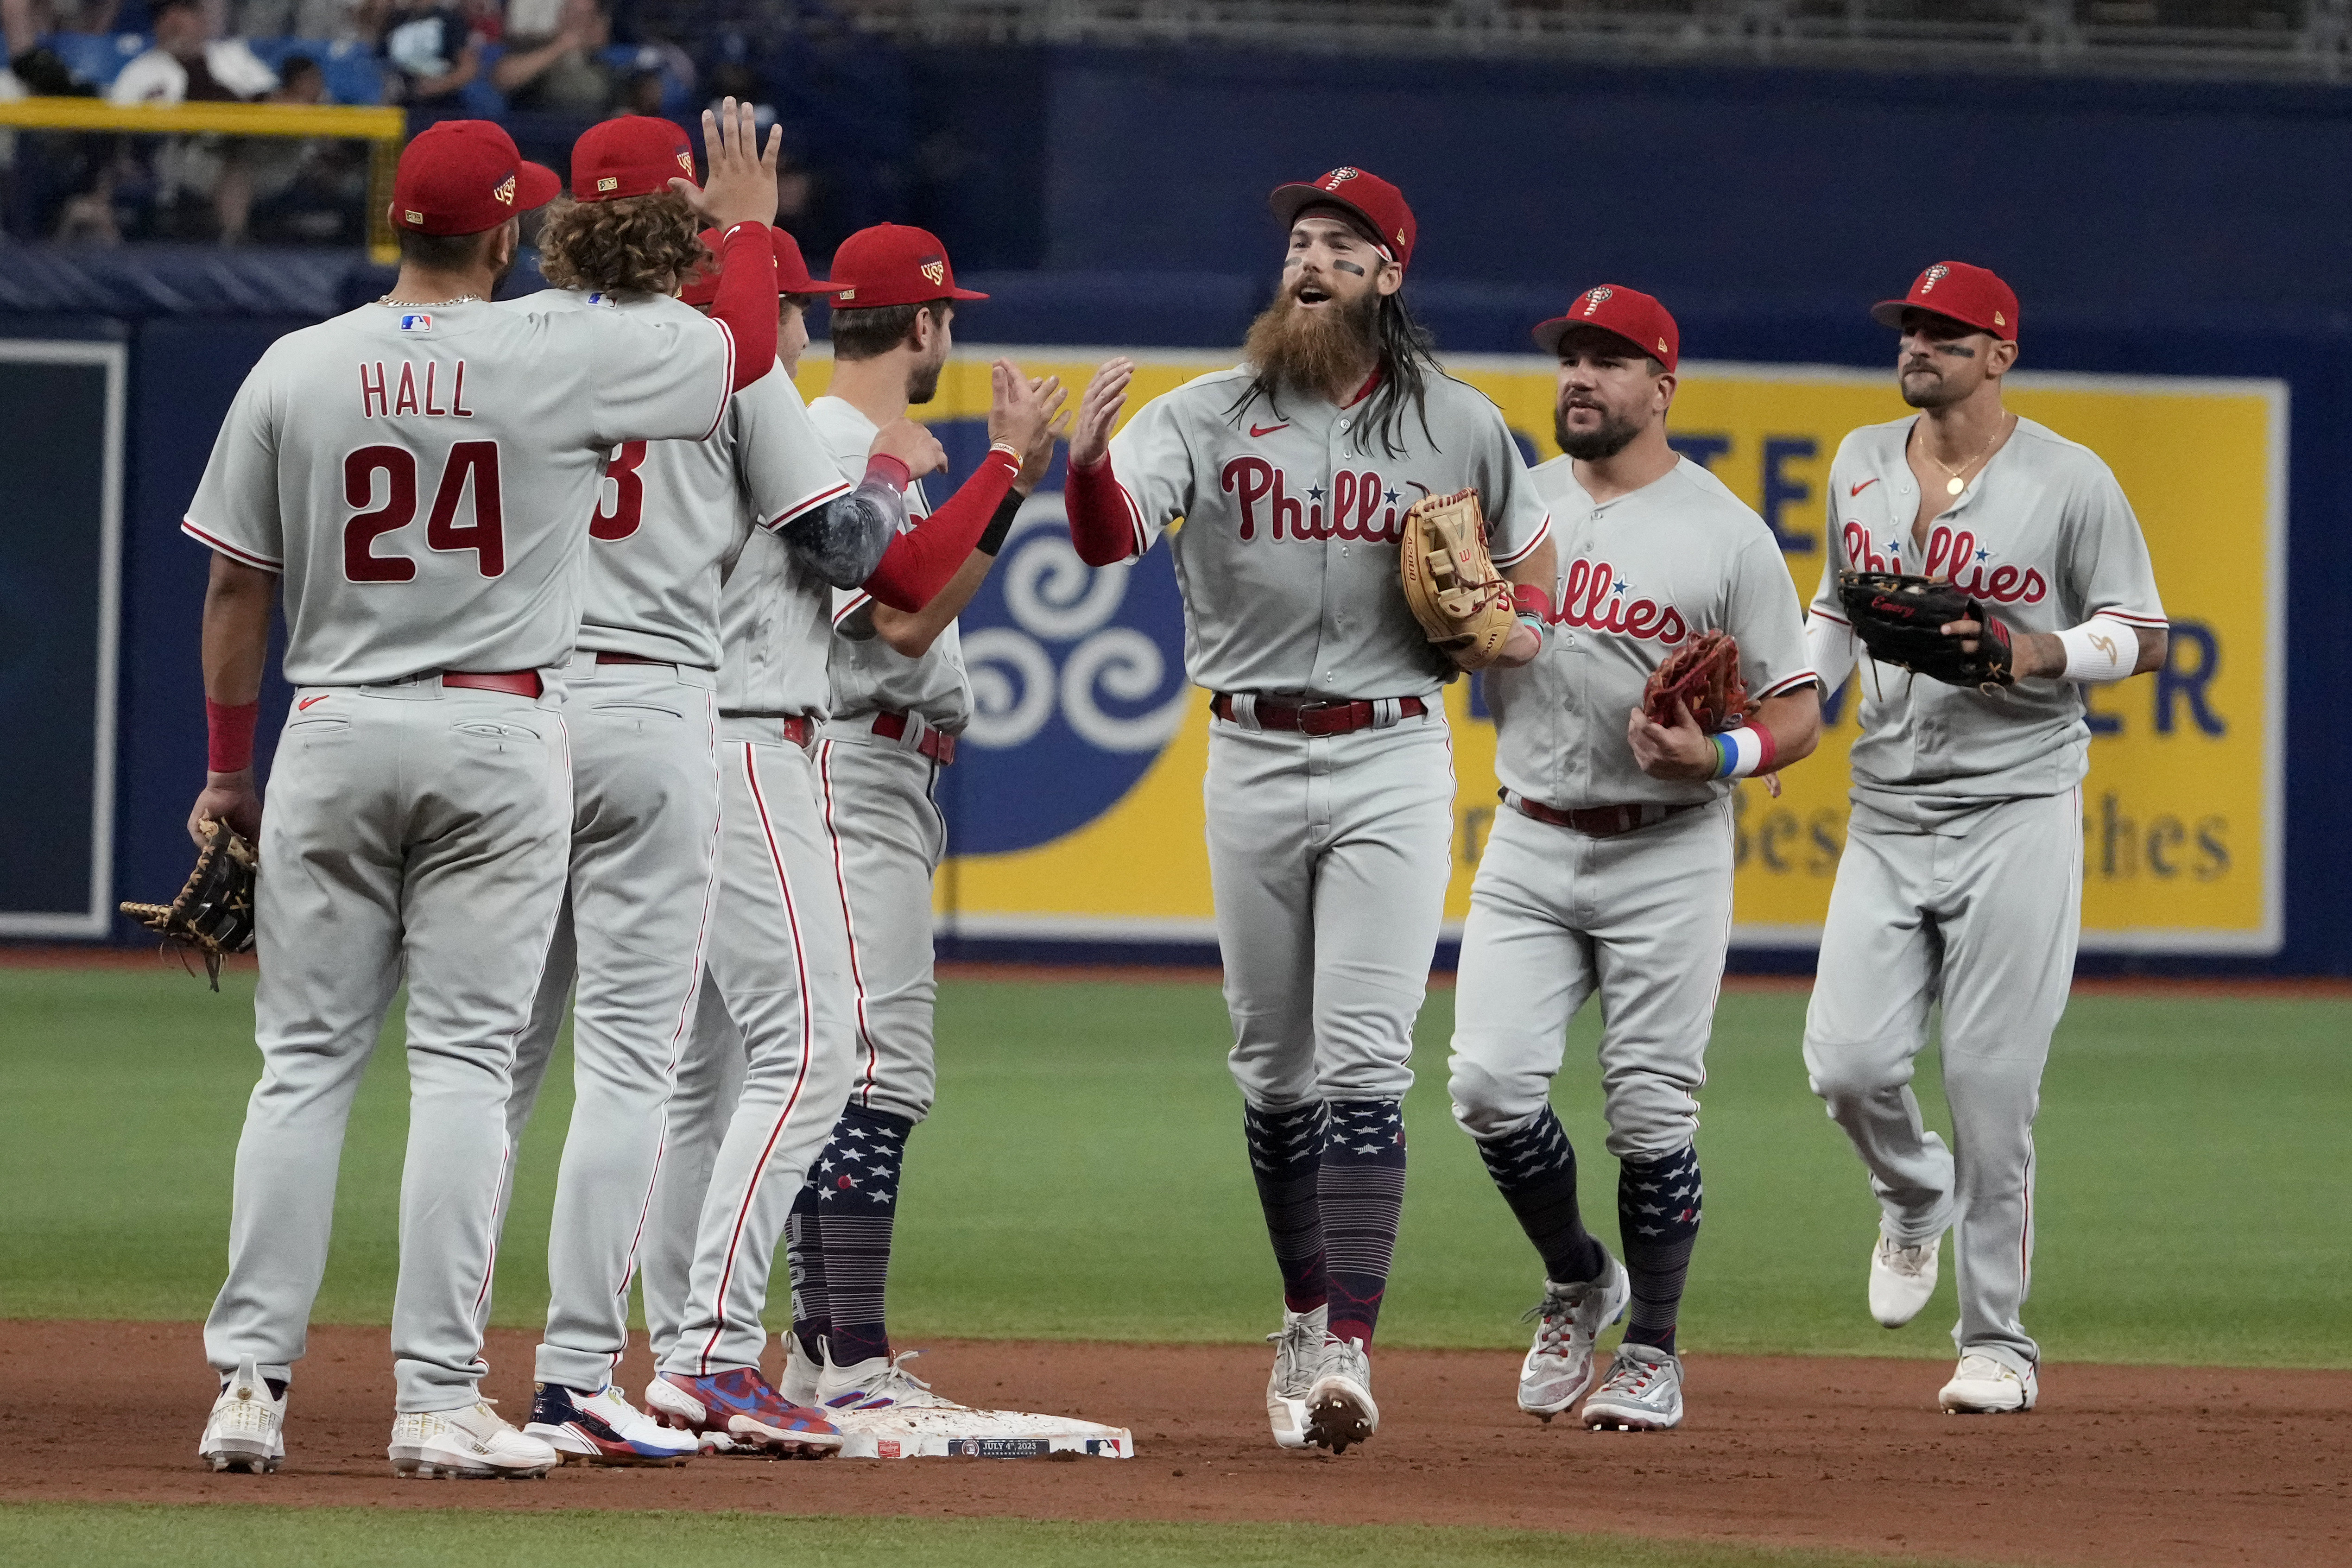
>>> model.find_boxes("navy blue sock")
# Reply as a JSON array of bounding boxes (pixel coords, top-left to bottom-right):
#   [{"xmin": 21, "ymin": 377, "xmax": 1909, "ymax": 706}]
[
  {"xmin": 814, "ymin": 1106, "xmax": 913, "ymax": 1369},
  {"xmin": 1242, "ymin": 1100, "xmax": 1329, "ymax": 1315},
  {"xmin": 785, "ymin": 1177, "xmax": 828, "ymax": 1365},
  {"xmin": 1474, "ymin": 1105, "xmax": 1606, "ymax": 1285},
  {"xmin": 1619, "ymin": 1144, "xmax": 1703, "ymax": 1355},
  {"xmin": 1320, "ymin": 1098, "xmax": 1407, "ymax": 1347}
]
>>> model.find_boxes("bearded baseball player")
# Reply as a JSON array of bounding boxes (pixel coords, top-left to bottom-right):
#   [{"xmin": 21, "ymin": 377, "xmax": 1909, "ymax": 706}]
[
  {"xmin": 1803, "ymin": 261, "xmax": 2167, "ymax": 1415},
  {"xmin": 487, "ymin": 121, "xmax": 944, "ymax": 1464},
  {"xmin": 778, "ymin": 225, "xmax": 1065, "ymax": 1416},
  {"xmin": 188, "ymin": 106, "xmax": 789, "ymax": 1479},
  {"xmin": 1065, "ymin": 169, "xmax": 1552, "ymax": 1454},
  {"xmin": 629, "ymin": 232, "xmax": 1062, "ymax": 1446},
  {"xmin": 1448, "ymin": 286, "xmax": 1819, "ymax": 1433}
]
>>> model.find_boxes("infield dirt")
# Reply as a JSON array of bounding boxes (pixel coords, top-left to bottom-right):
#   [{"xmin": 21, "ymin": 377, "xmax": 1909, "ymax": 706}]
[{"xmin": 6, "ymin": 1321, "xmax": 2344, "ymax": 1567}]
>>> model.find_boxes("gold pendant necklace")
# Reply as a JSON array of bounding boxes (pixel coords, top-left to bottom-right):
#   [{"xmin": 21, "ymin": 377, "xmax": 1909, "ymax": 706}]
[{"xmin": 1920, "ymin": 414, "xmax": 2010, "ymax": 496}]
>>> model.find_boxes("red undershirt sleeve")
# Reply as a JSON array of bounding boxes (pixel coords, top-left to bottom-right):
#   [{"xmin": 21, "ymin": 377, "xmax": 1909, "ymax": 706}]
[
  {"xmin": 703, "ymin": 221, "xmax": 778, "ymax": 392},
  {"xmin": 1064, "ymin": 454, "xmax": 1141, "ymax": 567},
  {"xmin": 862, "ymin": 445, "xmax": 1023, "ymax": 613}
]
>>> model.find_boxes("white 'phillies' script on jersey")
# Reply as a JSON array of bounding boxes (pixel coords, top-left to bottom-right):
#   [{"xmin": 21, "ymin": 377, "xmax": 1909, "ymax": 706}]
[
  {"xmin": 812, "ymin": 394, "xmax": 973, "ymax": 732},
  {"xmin": 508, "ymin": 290, "xmax": 851, "ymax": 671},
  {"xmin": 183, "ymin": 297, "xmax": 740, "ymax": 686},
  {"xmin": 1105, "ymin": 366, "xmax": 1550, "ymax": 699},
  {"xmin": 1812, "ymin": 414, "xmax": 2167, "ymax": 804},
  {"xmin": 1495, "ymin": 455, "xmax": 1815, "ymax": 810}
]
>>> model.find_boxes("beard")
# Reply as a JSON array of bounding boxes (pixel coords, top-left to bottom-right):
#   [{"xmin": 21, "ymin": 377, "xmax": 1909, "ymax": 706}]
[
  {"xmin": 906, "ymin": 345, "xmax": 945, "ymax": 406},
  {"xmin": 1899, "ymin": 360, "xmax": 1966, "ymax": 410},
  {"xmin": 1243, "ymin": 285, "xmax": 1378, "ymax": 396},
  {"xmin": 1555, "ymin": 403, "xmax": 1641, "ymax": 462}
]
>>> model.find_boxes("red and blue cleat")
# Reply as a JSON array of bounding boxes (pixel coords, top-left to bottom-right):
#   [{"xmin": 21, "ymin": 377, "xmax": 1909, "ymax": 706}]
[
  {"xmin": 523, "ymin": 1382, "xmax": 699, "ymax": 1467},
  {"xmin": 644, "ymin": 1368, "xmax": 844, "ymax": 1458}
]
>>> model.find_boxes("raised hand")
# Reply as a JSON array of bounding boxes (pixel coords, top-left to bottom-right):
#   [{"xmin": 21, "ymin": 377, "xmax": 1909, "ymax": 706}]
[
  {"xmin": 1069, "ymin": 357, "xmax": 1133, "ymax": 468},
  {"xmin": 675, "ymin": 98, "xmax": 781, "ymax": 232},
  {"xmin": 987, "ymin": 360, "xmax": 1066, "ymax": 462}
]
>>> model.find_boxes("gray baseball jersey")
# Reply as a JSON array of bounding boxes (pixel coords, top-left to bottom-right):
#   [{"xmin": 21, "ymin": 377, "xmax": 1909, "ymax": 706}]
[
  {"xmin": 1105, "ymin": 367, "xmax": 1550, "ymax": 698},
  {"xmin": 1808, "ymin": 415, "xmax": 2167, "ymax": 806},
  {"xmin": 507, "ymin": 289, "xmax": 852, "ymax": 671},
  {"xmin": 183, "ymin": 297, "xmax": 738, "ymax": 685},
  {"xmin": 812, "ymin": 395, "xmax": 972, "ymax": 730},
  {"xmin": 1496, "ymin": 455, "xmax": 1814, "ymax": 810}
]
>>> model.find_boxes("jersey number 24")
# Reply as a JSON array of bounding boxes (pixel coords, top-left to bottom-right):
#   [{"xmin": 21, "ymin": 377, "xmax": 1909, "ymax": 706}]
[{"xmin": 344, "ymin": 442, "xmax": 505, "ymax": 582}]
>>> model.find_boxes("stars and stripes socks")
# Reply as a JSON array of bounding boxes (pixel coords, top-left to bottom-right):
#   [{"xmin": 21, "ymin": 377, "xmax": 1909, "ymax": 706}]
[
  {"xmin": 1472, "ymin": 1105, "xmax": 1608, "ymax": 1285},
  {"xmin": 808, "ymin": 1105, "xmax": 913, "ymax": 1368},
  {"xmin": 1321, "ymin": 1098, "xmax": 1408, "ymax": 1347},
  {"xmin": 1242, "ymin": 1100, "xmax": 1329, "ymax": 1315},
  {"xmin": 1618, "ymin": 1142, "xmax": 1703, "ymax": 1353},
  {"xmin": 785, "ymin": 1182, "xmax": 828, "ymax": 1365}
]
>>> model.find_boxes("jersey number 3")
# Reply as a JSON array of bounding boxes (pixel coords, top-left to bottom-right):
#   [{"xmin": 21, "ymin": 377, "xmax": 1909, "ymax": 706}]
[
  {"xmin": 344, "ymin": 442, "xmax": 505, "ymax": 582},
  {"xmin": 590, "ymin": 441, "xmax": 648, "ymax": 542}
]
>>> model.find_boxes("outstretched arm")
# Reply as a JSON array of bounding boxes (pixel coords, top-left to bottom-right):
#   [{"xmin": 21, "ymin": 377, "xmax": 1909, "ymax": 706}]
[{"xmin": 1064, "ymin": 357, "xmax": 1140, "ymax": 567}]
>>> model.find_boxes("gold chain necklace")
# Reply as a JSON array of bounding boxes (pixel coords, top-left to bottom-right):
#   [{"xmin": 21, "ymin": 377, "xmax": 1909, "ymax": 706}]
[
  {"xmin": 1917, "ymin": 413, "xmax": 2013, "ymax": 496},
  {"xmin": 375, "ymin": 294, "xmax": 481, "ymax": 307}
]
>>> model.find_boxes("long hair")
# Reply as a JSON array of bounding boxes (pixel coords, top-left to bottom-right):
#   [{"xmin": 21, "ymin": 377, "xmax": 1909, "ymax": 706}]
[
  {"xmin": 537, "ymin": 191, "xmax": 705, "ymax": 297},
  {"xmin": 1227, "ymin": 290, "xmax": 1441, "ymax": 459}
]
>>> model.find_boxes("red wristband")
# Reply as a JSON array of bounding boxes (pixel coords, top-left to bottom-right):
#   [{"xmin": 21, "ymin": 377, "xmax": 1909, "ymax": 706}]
[
  {"xmin": 1511, "ymin": 583, "xmax": 1554, "ymax": 623},
  {"xmin": 865, "ymin": 453, "xmax": 911, "ymax": 491},
  {"xmin": 1750, "ymin": 721, "xmax": 1778, "ymax": 773},
  {"xmin": 207, "ymin": 698, "xmax": 259, "ymax": 773}
]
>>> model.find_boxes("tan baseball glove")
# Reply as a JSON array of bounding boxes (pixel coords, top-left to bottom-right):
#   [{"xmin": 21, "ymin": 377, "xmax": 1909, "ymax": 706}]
[
  {"xmin": 120, "ymin": 817, "xmax": 257, "ymax": 991},
  {"xmin": 1399, "ymin": 488, "xmax": 1516, "ymax": 670}
]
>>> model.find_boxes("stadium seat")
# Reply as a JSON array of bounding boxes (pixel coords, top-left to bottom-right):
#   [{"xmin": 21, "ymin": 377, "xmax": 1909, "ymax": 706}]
[
  {"xmin": 244, "ymin": 38, "xmax": 387, "ymax": 106},
  {"xmin": 43, "ymin": 32, "xmax": 149, "ymax": 93}
]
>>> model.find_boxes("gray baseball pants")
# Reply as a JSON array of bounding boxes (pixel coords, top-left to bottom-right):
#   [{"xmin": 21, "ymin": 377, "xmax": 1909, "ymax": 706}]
[
  {"xmin": 498, "ymin": 657, "xmax": 721, "ymax": 1391},
  {"xmin": 1802, "ymin": 788, "xmax": 2083, "ymax": 1375},
  {"xmin": 202, "ymin": 678, "xmax": 569, "ymax": 1412},
  {"xmin": 641, "ymin": 979, "xmax": 749, "ymax": 1367},
  {"xmin": 1205, "ymin": 710, "xmax": 1454, "ymax": 1109}
]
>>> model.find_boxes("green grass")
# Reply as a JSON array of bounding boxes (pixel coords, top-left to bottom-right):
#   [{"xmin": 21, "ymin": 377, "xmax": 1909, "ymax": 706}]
[
  {"xmin": 2, "ymin": 967, "xmax": 2345, "ymax": 1366},
  {"xmin": 0, "ymin": 1504, "xmax": 1967, "ymax": 1568}
]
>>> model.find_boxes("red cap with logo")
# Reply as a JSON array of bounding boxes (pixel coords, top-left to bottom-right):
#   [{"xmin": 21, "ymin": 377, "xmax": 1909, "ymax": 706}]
[
  {"xmin": 680, "ymin": 226, "xmax": 842, "ymax": 306},
  {"xmin": 388, "ymin": 120, "xmax": 561, "ymax": 236},
  {"xmin": 826, "ymin": 223, "xmax": 987, "ymax": 310},
  {"xmin": 571, "ymin": 114, "xmax": 697, "ymax": 202},
  {"xmin": 1533, "ymin": 284, "xmax": 1680, "ymax": 373},
  {"xmin": 1871, "ymin": 260, "xmax": 2020, "ymax": 341},
  {"xmin": 1269, "ymin": 167, "xmax": 1416, "ymax": 269}
]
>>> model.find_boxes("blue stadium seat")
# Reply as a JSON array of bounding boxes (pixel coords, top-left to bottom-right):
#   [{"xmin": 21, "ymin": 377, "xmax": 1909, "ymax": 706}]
[
  {"xmin": 44, "ymin": 31, "xmax": 149, "ymax": 92},
  {"xmin": 245, "ymin": 38, "xmax": 386, "ymax": 107},
  {"xmin": 460, "ymin": 42, "xmax": 510, "ymax": 117}
]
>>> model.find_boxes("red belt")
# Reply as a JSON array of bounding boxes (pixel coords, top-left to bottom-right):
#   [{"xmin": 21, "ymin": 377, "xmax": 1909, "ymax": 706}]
[
  {"xmin": 593, "ymin": 651, "xmax": 665, "ymax": 666},
  {"xmin": 1210, "ymin": 693, "xmax": 1427, "ymax": 736},
  {"xmin": 443, "ymin": 670, "xmax": 542, "ymax": 698},
  {"xmin": 1507, "ymin": 792, "xmax": 1697, "ymax": 838},
  {"xmin": 872, "ymin": 710, "xmax": 956, "ymax": 765}
]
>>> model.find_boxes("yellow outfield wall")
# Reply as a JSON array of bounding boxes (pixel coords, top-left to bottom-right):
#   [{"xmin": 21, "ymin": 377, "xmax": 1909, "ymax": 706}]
[{"xmin": 794, "ymin": 349, "xmax": 2284, "ymax": 956}]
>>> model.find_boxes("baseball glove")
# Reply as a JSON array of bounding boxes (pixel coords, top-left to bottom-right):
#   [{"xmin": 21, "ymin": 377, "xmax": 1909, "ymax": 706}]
[
  {"xmin": 1642, "ymin": 629, "xmax": 1754, "ymax": 733},
  {"xmin": 1399, "ymin": 488, "xmax": 1517, "ymax": 670},
  {"xmin": 120, "ymin": 817, "xmax": 257, "ymax": 991},
  {"xmin": 1836, "ymin": 571, "xmax": 2013, "ymax": 690}
]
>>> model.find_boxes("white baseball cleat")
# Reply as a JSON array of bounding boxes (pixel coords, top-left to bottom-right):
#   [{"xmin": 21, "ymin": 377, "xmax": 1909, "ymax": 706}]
[
  {"xmin": 198, "ymin": 1357, "xmax": 285, "ymax": 1474},
  {"xmin": 780, "ymin": 1335, "xmax": 823, "ymax": 1407},
  {"xmin": 1517, "ymin": 1255, "xmax": 1631, "ymax": 1420},
  {"xmin": 1264, "ymin": 1304, "xmax": 1328, "ymax": 1450},
  {"xmin": 1938, "ymin": 1353, "xmax": 2038, "ymax": 1414},
  {"xmin": 1305, "ymin": 1335, "xmax": 1378, "ymax": 1454},
  {"xmin": 1581, "ymin": 1343, "xmax": 1685, "ymax": 1431},
  {"xmin": 1868, "ymin": 1229, "xmax": 1944, "ymax": 1328},
  {"xmin": 817, "ymin": 1349, "xmax": 961, "ymax": 1412},
  {"xmin": 388, "ymin": 1399, "xmax": 559, "ymax": 1479},
  {"xmin": 522, "ymin": 1382, "xmax": 697, "ymax": 1466}
]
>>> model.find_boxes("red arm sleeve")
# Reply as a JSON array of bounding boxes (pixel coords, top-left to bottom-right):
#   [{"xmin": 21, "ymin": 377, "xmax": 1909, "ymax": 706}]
[
  {"xmin": 863, "ymin": 445, "xmax": 1022, "ymax": 613},
  {"xmin": 1065, "ymin": 454, "xmax": 1140, "ymax": 567},
  {"xmin": 704, "ymin": 221, "xmax": 778, "ymax": 392}
]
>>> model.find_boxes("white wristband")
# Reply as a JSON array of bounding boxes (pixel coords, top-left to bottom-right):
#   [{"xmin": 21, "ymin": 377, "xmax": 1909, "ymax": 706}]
[{"xmin": 2055, "ymin": 614, "xmax": 2140, "ymax": 684}]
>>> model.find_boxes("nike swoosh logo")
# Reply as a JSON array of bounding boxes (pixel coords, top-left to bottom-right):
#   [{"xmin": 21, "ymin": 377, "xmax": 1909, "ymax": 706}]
[
  {"xmin": 1250, "ymin": 423, "xmax": 1289, "ymax": 438},
  {"xmin": 297, "ymin": 695, "xmax": 328, "ymax": 710},
  {"xmin": 1850, "ymin": 478, "xmax": 1880, "ymax": 497}
]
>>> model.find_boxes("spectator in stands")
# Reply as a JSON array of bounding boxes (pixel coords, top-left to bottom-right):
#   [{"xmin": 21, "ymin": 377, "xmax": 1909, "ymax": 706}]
[
  {"xmin": 492, "ymin": 0, "xmax": 615, "ymax": 114},
  {"xmin": 373, "ymin": 0, "xmax": 481, "ymax": 109},
  {"xmin": 109, "ymin": 0, "xmax": 278, "ymax": 105}
]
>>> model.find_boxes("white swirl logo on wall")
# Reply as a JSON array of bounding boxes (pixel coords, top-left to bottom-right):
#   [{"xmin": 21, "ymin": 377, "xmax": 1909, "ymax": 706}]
[{"xmin": 961, "ymin": 500, "xmax": 1191, "ymax": 752}]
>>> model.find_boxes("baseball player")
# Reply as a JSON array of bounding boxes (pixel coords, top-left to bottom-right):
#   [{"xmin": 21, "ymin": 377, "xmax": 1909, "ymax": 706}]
[
  {"xmin": 631, "ymin": 230, "xmax": 1062, "ymax": 1446},
  {"xmin": 188, "ymin": 107, "xmax": 789, "ymax": 1478},
  {"xmin": 778, "ymin": 225, "xmax": 1066, "ymax": 1415},
  {"xmin": 487, "ymin": 122, "xmax": 940, "ymax": 1463},
  {"xmin": 1803, "ymin": 262, "xmax": 2166, "ymax": 1415},
  {"xmin": 1064, "ymin": 169, "xmax": 1553, "ymax": 1454},
  {"xmin": 1448, "ymin": 286, "xmax": 1819, "ymax": 1433}
]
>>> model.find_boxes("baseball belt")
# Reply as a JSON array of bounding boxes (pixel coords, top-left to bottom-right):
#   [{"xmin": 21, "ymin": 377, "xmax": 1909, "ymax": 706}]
[
  {"xmin": 871, "ymin": 709, "xmax": 957, "ymax": 765},
  {"xmin": 722, "ymin": 713, "xmax": 817, "ymax": 748},
  {"xmin": 439, "ymin": 670, "xmax": 542, "ymax": 698},
  {"xmin": 1503, "ymin": 789, "xmax": 1699, "ymax": 839},
  {"xmin": 1210, "ymin": 693, "xmax": 1429, "ymax": 736}
]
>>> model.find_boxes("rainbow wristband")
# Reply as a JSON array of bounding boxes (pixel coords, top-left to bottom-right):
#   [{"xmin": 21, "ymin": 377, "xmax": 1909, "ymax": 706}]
[{"xmin": 1710, "ymin": 724, "xmax": 1776, "ymax": 779}]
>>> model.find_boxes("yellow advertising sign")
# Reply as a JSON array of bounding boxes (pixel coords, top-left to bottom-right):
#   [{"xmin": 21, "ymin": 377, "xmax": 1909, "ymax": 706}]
[{"xmin": 801, "ymin": 350, "xmax": 2282, "ymax": 955}]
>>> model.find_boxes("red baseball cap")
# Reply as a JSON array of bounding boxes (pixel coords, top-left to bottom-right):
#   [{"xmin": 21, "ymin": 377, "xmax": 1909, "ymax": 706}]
[
  {"xmin": 1871, "ymin": 260, "xmax": 2020, "ymax": 341},
  {"xmin": 680, "ymin": 226, "xmax": 842, "ymax": 306},
  {"xmin": 1533, "ymin": 284, "xmax": 1680, "ymax": 373},
  {"xmin": 570, "ymin": 114, "xmax": 697, "ymax": 202},
  {"xmin": 388, "ymin": 120, "xmax": 559, "ymax": 236},
  {"xmin": 826, "ymin": 223, "xmax": 986, "ymax": 310},
  {"xmin": 1269, "ymin": 167, "xmax": 1416, "ymax": 269}
]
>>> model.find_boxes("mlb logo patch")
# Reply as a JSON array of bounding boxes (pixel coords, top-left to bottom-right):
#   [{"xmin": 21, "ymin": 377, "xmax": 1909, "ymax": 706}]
[
  {"xmin": 585, "ymin": 292, "xmax": 613, "ymax": 307},
  {"xmin": 398, "ymin": 313, "xmax": 433, "ymax": 333}
]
